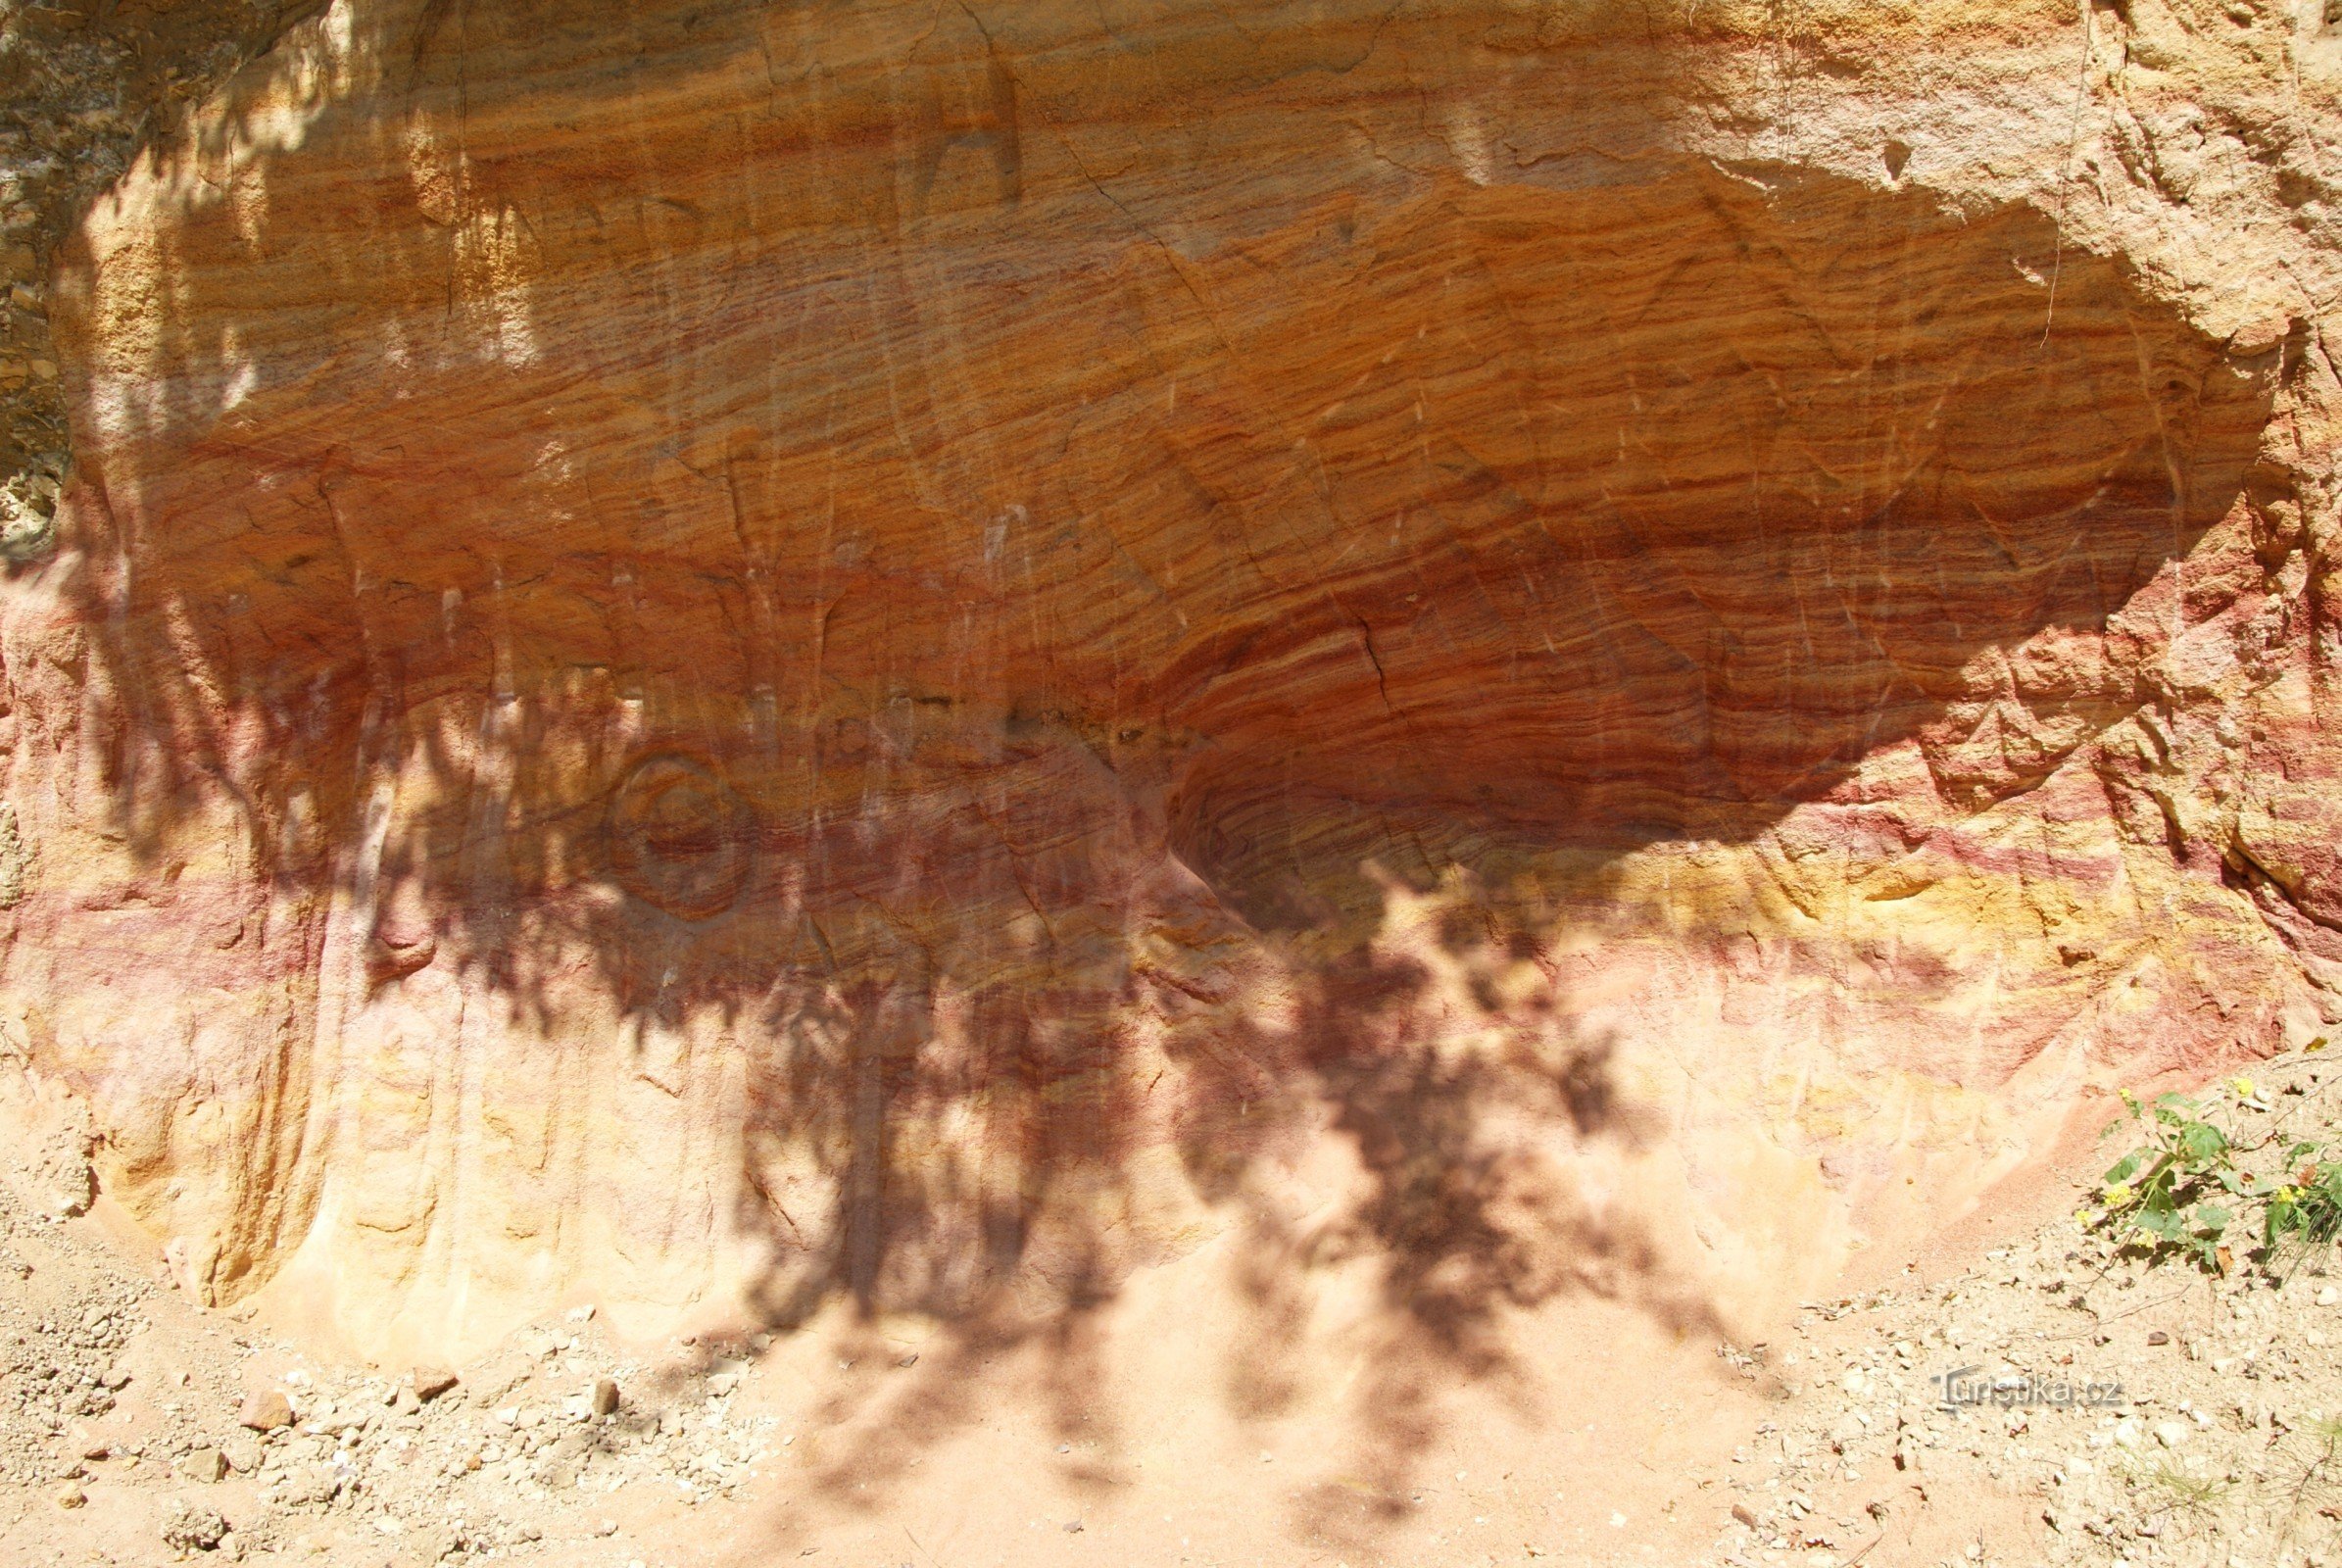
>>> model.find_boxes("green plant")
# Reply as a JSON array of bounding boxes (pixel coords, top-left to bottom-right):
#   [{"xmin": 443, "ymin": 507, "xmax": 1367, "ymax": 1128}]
[
  {"xmin": 2128, "ymin": 1456, "xmax": 2227, "ymax": 1520},
  {"xmin": 2280, "ymin": 1415, "xmax": 2342, "ymax": 1538},
  {"xmin": 2080, "ymin": 1077, "xmax": 2342, "ymax": 1274},
  {"xmin": 2085, "ymin": 1086, "xmax": 2245, "ymax": 1270},
  {"xmin": 2262, "ymin": 1152, "xmax": 2342, "ymax": 1257}
]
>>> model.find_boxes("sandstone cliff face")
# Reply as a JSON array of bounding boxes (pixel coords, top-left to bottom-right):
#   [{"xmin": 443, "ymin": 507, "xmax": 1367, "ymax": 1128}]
[
  {"xmin": 0, "ymin": 0, "xmax": 323, "ymax": 551},
  {"xmin": 5, "ymin": 0, "xmax": 2342, "ymax": 1362}
]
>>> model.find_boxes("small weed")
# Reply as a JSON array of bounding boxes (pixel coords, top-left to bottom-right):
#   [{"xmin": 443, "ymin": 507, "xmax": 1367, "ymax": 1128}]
[
  {"xmin": 2080, "ymin": 1071, "xmax": 2342, "ymax": 1275},
  {"xmin": 2131, "ymin": 1457, "xmax": 2228, "ymax": 1519},
  {"xmin": 2282, "ymin": 1415, "xmax": 2342, "ymax": 1533}
]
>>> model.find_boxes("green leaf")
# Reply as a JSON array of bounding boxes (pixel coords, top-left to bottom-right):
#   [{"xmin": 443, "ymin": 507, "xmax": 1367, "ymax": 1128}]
[
  {"xmin": 2179, "ymin": 1122, "xmax": 2229, "ymax": 1162},
  {"xmin": 2105, "ymin": 1153, "xmax": 2144, "ymax": 1184},
  {"xmin": 2195, "ymin": 1203, "xmax": 2230, "ymax": 1234}
]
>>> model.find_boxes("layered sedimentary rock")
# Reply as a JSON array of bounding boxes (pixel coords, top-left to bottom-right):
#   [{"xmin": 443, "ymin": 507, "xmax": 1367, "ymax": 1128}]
[
  {"xmin": 5, "ymin": 0, "xmax": 2342, "ymax": 1359},
  {"xmin": 0, "ymin": 0, "xmax": 326, "ymax": 550}
]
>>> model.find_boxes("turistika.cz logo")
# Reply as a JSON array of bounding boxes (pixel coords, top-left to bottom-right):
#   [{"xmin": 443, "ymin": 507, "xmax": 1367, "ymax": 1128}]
[{"xmin": 1930, "ymin": 1365, "xmax": 2126, "ymax": 1411}]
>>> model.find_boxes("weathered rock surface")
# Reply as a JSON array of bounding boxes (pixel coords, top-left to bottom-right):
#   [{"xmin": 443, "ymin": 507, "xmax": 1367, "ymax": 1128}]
[
  {"xmin": 6, "ymin": 0, "xmax": 2342, "ymax": 1360},
  {"xmin": 0, "ymin": 0, "xmax": 325, "ymax": 547}
]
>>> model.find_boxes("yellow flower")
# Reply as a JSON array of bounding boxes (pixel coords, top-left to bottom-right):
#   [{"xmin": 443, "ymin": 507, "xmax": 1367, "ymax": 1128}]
[
  {"xmin": 2074, "ymin": 1207, "xmax": 2098, "ymax": 1228},
  {"xmin": 2103, "ymin": 1183, "xmax": 2136, "ymax": 1207},
  {"xmin": 2278, "ymin": 1186, "xmax": 2302, "ymax": 1203},
  {"xmin": 2230, "ymin": 1076, "xmax": 2258, "ymax": 1100}
]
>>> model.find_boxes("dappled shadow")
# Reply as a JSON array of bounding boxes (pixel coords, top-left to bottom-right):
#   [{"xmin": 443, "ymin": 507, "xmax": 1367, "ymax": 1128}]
[
  {"xmin": 0, "ymin": 0, "xmax": 2299, "ymax": 1550},
  {"xmin": 1212, "ymin": 944, "xmax": 1720, "ymax": 1544},
  {"xmin": 687, "ymin": 884, "xmax": 1705, "ymax": 1534}
]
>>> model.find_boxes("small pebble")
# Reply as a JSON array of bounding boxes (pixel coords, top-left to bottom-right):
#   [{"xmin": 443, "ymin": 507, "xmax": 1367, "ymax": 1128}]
[
  {"xmin": 411, "ymin": 1366, "xmax": 460, "ymax": 1401},
  {"xmin": 238, "ymin": 1389, "xmax": 295, "ymax": 1432}
]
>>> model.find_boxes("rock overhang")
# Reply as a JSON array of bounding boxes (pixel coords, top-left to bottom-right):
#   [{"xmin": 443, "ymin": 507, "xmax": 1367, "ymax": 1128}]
[{"xmin": 0, "ymin": 0, "xmax": 2331, "ymax": 1360}]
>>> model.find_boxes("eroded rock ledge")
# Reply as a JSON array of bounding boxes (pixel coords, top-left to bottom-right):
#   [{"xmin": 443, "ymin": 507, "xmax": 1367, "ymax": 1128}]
[{"xmin": 4, "ymin": 0, "xmax": 2342, "ymax": 1367}]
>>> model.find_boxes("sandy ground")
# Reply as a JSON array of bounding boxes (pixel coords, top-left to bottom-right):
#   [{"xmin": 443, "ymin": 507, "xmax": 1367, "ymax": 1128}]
[{"xmin": 7, "ymin": 1052, "xmax": 2342, "ymax": 1568}]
